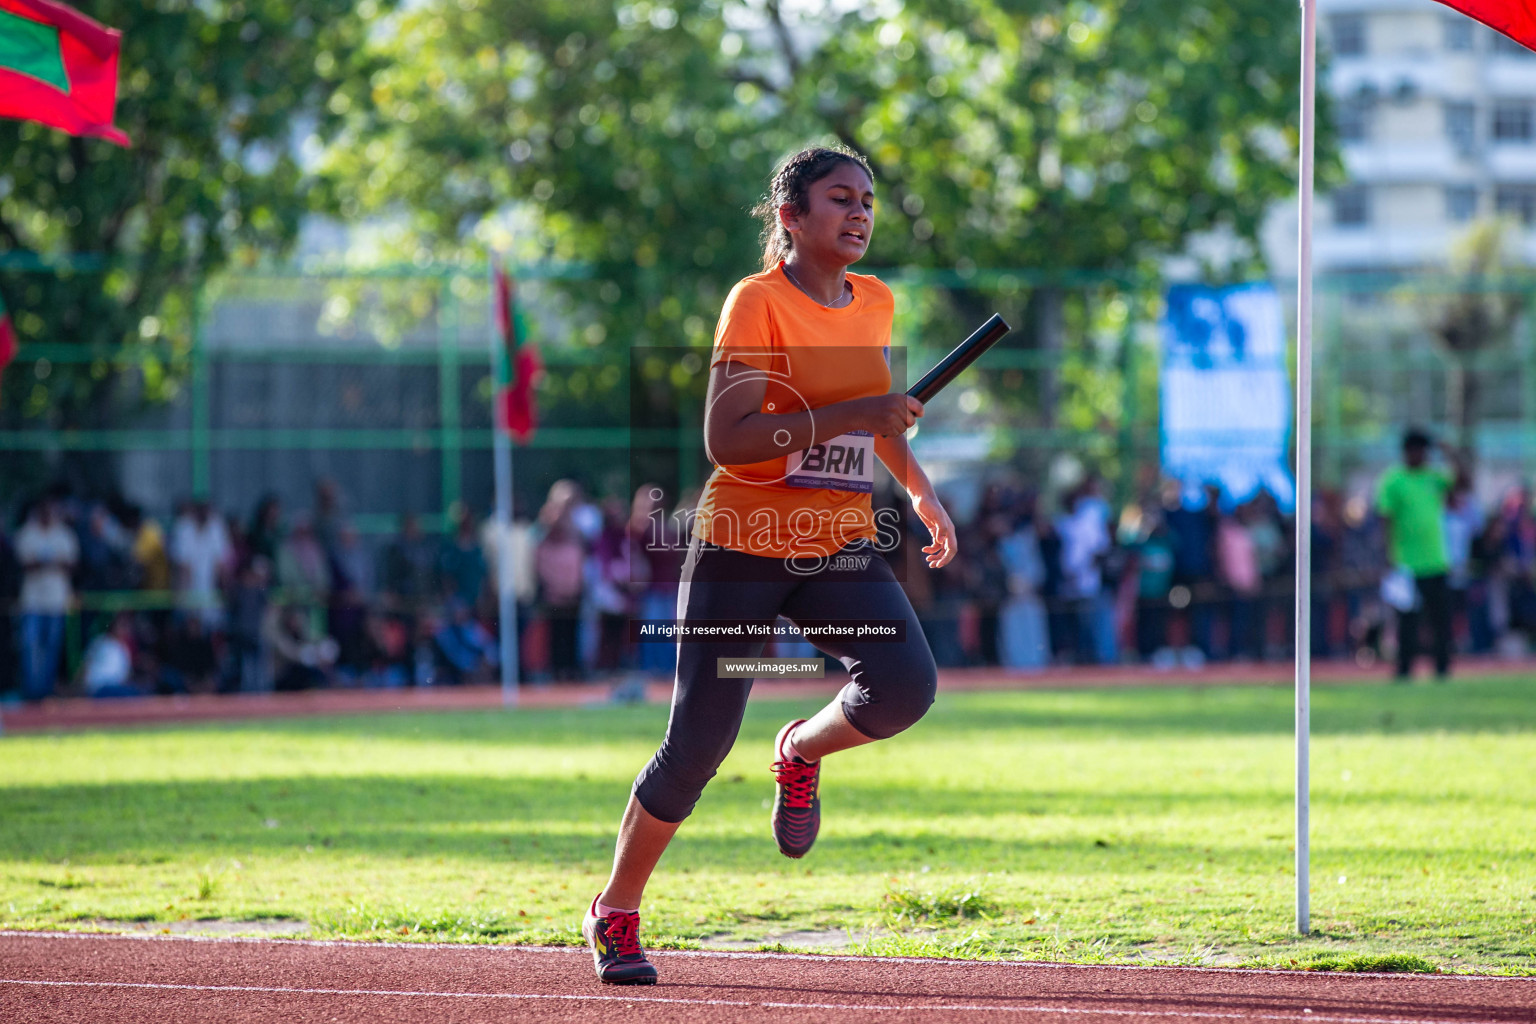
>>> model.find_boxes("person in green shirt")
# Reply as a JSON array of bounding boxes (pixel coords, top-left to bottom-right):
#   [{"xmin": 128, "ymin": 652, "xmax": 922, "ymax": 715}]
[{"xmin": 1375, "ymin": 428, "xmax": 1468, "ymax": 680}]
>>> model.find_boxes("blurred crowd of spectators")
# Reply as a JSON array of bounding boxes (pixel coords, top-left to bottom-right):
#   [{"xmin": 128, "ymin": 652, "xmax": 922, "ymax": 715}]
[
  {"xmin": 0, "ymin": 477, "xmax": 689, "ymax": 702},
  {"xmin": 913, "ymin": 444, "xmax": 1513, "ymax": 675},
  {"xmin": 920, "ymin": 476, "xmax": 1368, "ymax": 672},
  {"xmin": 0, "ymin": 448, "xmax": 1526, "ymax": 702}
]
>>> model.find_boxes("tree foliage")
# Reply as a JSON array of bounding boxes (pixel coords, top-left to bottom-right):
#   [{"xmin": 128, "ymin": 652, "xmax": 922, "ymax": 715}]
[
  {"xmin": 1417, "ymin": 217, "xmax": 1529, "ymax": 454},
  {"xmin": 0, "ymin": 0, "xmax": 389, "ymax": 433},
  {"xmin": 320, "ymin": 0, "xmax": 1327, "ymax": 344}
]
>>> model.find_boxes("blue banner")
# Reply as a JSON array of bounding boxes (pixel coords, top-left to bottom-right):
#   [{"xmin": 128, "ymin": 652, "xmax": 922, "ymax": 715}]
[{"xmin": 1160, "ymin": 283, "xmax": 1294, "ymax": 511}]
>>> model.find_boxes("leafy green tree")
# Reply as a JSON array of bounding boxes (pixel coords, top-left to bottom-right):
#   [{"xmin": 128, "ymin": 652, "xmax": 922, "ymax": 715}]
[
  {"xmin": 321, "ymin": 0, "xmax": 1328, "ymax": 376},
  {"xmin": 315, "ymin": 0, "xmax": 1334, "ymax": 502},
  {"xmin": 1414, "ymin": 218, "xmax": 1528, "ymax": 457},
  {"xmin": 0, "ymin": 0, "xmax": 389, "ymax": 491}
]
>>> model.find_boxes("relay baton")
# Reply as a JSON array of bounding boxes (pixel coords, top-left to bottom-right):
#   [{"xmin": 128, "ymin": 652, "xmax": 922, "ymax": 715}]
[{"xmin": 906, "ymin": 313, "xmax": 1012, "ymax": 404}]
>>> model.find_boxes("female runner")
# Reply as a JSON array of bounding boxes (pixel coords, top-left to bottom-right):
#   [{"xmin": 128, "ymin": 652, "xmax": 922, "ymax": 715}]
[{"xmin": 582, "ymin": 144, "xmax": 956, "ymax": 985}]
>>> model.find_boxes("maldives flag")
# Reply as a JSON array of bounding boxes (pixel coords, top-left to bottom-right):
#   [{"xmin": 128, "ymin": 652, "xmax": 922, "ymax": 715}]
[
  {"xmin": 1435, "ymin": 1, "xmax": 1536, "ymax": 50},
  {"xmin": 0, "ymin": 294, "xmax": 15, "ymax": 376},
  {"xmin": 0, "ymin": 0, "xmax": 129, "ymax": 146},
  {"xmin": 494, "ymin": 259, "xmax": 542, "ymax": 442}
]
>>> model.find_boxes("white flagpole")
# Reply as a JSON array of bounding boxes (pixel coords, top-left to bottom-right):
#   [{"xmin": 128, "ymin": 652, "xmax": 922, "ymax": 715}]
[
  {"xmin": 1294, "ymin": 0, "xmax": 1317, "ymax": 937},
  {"xmin": 490, "ymin": 255, "xmax": 520, "ymax": 708}
]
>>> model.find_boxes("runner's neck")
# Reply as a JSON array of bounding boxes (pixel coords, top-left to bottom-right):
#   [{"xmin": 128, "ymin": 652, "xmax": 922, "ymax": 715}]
[{"xmin": 781, "ymin": 260, "xmax": 851, "ymax": 308}]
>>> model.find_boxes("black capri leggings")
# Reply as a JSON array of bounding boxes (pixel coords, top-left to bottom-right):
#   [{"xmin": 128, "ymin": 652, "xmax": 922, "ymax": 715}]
[{"xmin": 633, "ymin": 536, "xmax": 937, "ymax": 824}]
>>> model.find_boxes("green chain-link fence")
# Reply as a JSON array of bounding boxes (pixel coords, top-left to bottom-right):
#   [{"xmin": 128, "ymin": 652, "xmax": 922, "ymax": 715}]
[{"xmin": 5, "ymin": 261, "xmax": 1536, "ymax": 674}]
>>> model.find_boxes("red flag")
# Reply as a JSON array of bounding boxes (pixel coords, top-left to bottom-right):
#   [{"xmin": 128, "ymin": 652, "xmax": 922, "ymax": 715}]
[
  {"xmin": 1433, "ymin": 1, "xmax": 1536, "ymax": 51},
  {"xmin": 0, "ymin": 0, "xmax": 130, "ymax": 146},
  {"xmin": 0, "ymin": 295, "xmax": 15, "ymax": 376},
  {"xmin": 494, "ymin": 260, "xmax": 541, "ymax": 442}
]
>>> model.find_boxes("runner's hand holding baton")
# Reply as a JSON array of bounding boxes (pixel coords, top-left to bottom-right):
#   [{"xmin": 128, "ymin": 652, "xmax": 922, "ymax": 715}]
[{"xmin": 872, "ymin": 314, "xmax": 1013, "ymax": 439}]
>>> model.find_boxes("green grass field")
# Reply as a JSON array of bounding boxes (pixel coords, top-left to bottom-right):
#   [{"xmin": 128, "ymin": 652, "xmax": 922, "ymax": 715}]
[{"xmin": 2, "ymin": 678, "xmax": 1534, "ymax": 974}]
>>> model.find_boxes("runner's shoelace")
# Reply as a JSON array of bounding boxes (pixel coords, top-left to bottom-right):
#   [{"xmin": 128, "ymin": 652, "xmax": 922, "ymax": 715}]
[
  {"xmin": 603, "ymin": 911, "xmax": 643, "ymax": 958},
  {"xmin": 772, "ymin": 759, "xmax": 819, "ymax": 809}
]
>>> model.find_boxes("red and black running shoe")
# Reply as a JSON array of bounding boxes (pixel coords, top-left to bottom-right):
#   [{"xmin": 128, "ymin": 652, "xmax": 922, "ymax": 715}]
[
  {"xmin": 771, "ymin": 718, "xmax": 821, "ymax": 858},
  {"xmin": 581, "ymin": 896, "xmax": 658, "ymax": 985}
]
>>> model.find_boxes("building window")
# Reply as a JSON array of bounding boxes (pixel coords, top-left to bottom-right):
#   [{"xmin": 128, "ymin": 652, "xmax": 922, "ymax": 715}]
[
  {"xmin": 1496, "ymin": 185, "xmax": 1536, "ymax": 224},
  {"xmin": 1493, "ymin": 100, "xmax": 1534, "ymax": 141},
  {"xmin": 1333, "ymin": 186, "xmax": 1370, "ymax": 227},
  {"xmin": 1336, "ymin": 97, "xmax": 1371, "ymax": 142},
  {"xmin": 1331, "ymin": 15, "xmax": 1366, "ymax": 56},
  {"xmin": 1445, "ymin": 101, "xmax": 1477, "ymax": 151},
  {"xmin": 1444, "ymin": 16, "xmax": 1475, "ymax": 52},
  {"xmin": 1446, "ymin": 186, "xmax": 1478, "ymax": 222},
  {"xmin": 1492, "ymin": 32, "xmax": 1536, "ymax": 58}
]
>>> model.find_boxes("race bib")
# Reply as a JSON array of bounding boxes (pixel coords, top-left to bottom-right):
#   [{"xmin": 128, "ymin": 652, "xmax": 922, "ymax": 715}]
[{"xmin": 785, "ymin": 431, "xmax": 875, "ymax": 493}]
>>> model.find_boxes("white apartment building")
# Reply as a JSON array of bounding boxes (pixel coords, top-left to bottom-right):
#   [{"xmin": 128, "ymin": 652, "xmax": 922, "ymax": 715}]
[{"xmin": 1262, "ymin": 0, "xmax": 1536, "ymax": 275}]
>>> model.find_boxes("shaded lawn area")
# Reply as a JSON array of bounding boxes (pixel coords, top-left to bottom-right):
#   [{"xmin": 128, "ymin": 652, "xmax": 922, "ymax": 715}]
[{"xmin": 1, "ymin": 677, "xmax": 1533, "ymax": 973}]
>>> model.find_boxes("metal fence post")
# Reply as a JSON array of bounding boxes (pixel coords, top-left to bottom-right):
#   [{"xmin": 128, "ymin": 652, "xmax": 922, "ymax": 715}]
[
  {"xmin": 190, "ymin": 285, "xmax": 211, "ymax": 500},
  {"xmin": 1324, "ymin": 287, "xmax": 1343, "ymax": 488},
  {"xmin": 1523, "ymin": 288, "xmax": 1536, "ymax": 441},
  {"xmin": 439, "ymin": 275, "xmax": 463, "ymax": 528},
  {"xmin": 1117, "ymin": 307, "xmax": 1138, "ymax": 507}
]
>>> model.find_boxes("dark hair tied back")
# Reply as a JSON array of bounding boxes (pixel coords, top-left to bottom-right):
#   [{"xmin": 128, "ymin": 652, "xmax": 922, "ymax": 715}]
[{"xmin": 751, "ymin": 144, "xmax": 876, "ymax": 272}]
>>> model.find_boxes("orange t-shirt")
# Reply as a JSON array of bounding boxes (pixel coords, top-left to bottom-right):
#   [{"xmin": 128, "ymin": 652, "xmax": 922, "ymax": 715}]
[{"xmin": 693, "ymin": 263, "xmax": 895, "ymax": 559}]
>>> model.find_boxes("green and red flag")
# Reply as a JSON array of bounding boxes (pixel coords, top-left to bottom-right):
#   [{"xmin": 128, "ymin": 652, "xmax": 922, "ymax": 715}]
[
  {"xmin": 0, "ymin": 294, "xmax": 16, "ymax": 376},
  {"xmin": 0, "ymin": 0, "xmax": 129, "ymax": 145},
  {"xmin": 1433, "ymin": 0, "xmax": 1536, "ymax": 51},
  {"xmin": 494, "ymin": 259, "xmax": 542, "ymax": 442}
]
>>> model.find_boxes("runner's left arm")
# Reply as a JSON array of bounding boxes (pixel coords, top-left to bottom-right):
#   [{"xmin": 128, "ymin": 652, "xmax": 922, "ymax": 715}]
[{"xmin": 874, "ymin": 435, "xmax": 957, "ymax": 569}]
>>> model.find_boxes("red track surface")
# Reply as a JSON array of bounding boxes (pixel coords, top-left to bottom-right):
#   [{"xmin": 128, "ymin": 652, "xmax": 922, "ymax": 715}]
[
  {"xmin": 1, "ymin": 932, "xmax": 1532, "ymax": 1024},
  {"xmin": 7, "ymin": 658, "xmax": 1536, "ymax": 734}
]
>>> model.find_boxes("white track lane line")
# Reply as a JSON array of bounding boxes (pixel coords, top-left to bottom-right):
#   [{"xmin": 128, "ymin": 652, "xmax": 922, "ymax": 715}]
[
  {"xmin": 0, "ymin": 933, "xmax": 1525, "ymax": 984},
  {"xmin": 0, "ymin": 978, "xmax": 1507, "ymax": 1024}
]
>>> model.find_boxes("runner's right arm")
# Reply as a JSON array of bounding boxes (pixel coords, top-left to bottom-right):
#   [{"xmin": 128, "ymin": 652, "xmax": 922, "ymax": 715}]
[{"xmin": 702, "ymin": 363, "xmax": 922, "ymax": 467}]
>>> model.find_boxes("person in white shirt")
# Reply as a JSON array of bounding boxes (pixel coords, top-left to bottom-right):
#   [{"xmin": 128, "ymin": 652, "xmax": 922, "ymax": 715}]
[
  {"xmin": 998, "ymin": 507, "xmax": 1049, "ymax": 670},
  {"xmin": 1054, "ymin": 481, "xmax": 1118, "ymax": 665},
  {"xmin": 82, "ymin": 613, "xmax": 144, "ymax": 698},
  {"xmin": 170, "ymin": 500, "xmax": 232, "ymax": 628},
  {"xmin": 15, "ymin": 496, "xmax": 78, "ymax": 700}
]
